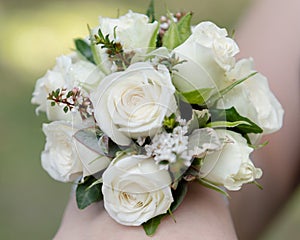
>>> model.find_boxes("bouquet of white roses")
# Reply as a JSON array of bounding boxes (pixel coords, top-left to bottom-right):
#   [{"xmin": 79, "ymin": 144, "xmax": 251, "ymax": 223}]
[{"xmin": 31, "ymin": 1, "xmax": 283, "ymax": 236}]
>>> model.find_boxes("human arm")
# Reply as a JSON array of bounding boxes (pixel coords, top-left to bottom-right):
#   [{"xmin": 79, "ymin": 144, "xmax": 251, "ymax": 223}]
[{"xmin": 54, "ymin": 183, "xmax": 237, "ymax": 240}]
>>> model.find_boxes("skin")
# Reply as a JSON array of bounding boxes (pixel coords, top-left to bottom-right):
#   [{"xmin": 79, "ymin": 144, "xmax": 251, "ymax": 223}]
[
  {"xmin": 54, "ymin": 183, "xmax": 237, "ymax": 240},
  {"xmin": 229, "ymin": 0, "xmax": 300, "ymax": 239}
]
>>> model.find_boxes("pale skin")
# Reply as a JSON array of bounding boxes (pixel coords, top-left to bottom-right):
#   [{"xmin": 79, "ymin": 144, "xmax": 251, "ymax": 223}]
[
  {"xmin": 54, "ymin": 183, "xmax": 237, "ymax": 240},
  {"xmin": 229, "ymin": 0, "xmax": 300, "ymax": 239}
]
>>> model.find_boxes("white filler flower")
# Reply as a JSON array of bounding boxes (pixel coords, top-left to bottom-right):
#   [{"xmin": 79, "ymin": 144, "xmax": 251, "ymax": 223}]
[{"xmin": 102, "ymin": 155, "xmax": 173, "ymax": 226}]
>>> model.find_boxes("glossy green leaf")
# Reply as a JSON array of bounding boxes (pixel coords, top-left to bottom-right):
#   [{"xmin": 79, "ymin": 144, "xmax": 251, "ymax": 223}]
[
  {"xmin": 76, "ymin": 176, "xmax": 103, "ymax": 209},
  {"xmin": 74, "ymin": 38, "xmax": 95, "ymax": 64},
  {"xmin": 146, "ymin": 0, "xmax": 155, "ymax": 23},
  {"xmin": 170, "ymin": 180, "xmax": 188, "ymax": 212},
  {"xmin": 143, "ymin": 214, "xmax": 166, "ymax": 236},
  {"xmin": 210, "ymin": 107, "xmax": 263, "ymax": 134}
]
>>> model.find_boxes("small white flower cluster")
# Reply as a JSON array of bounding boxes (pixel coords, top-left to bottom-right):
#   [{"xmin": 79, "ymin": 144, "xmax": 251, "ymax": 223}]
[{"xmin": 145, "ymin": 119, "xmax": 192, "ymax": 170}]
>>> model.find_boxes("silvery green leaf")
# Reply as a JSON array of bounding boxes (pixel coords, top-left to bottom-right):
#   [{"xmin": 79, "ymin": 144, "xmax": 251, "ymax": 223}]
[
  {"xmin": 74, "ymin": 131, "xmax": 111, "ymax": 177},
  {"xmin": 188, "ymin": 128, "xmax": 221, "ymax": 158},
  {"xmin": 74, "ymin": 128, "xmax": 104, "ymax": 155},
  {"xmin": 187, "ymin": 109, "xmax": 211, "ymax": 134}
]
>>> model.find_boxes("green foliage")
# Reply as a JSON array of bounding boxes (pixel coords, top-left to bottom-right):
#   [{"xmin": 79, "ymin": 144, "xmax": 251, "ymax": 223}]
[
  {"xmin": 163, "ymin": 12, "xmax": 193, "ymax": 50},
  {"xmin": 198, "ymin": 178, "xmax": 229, "ymax": 198},
  {"xmin": 146, "ymin": 0, "xmax": 155, "ymax": 23},
  {"xmin": 163, "ymin": 21, "xmax": 181, "ymax": 50},
  {"xmin": 180, "ymin": 88, "xmax": 213, "ymax": 105},
  {"xmin": 76, "ymin": 176, "xmax": 103, "ymax": 209},
  {"xmin": 206, "ymin": 120, "xmax": 251, "ymax": 128},
  {"xmin": 74, "ymin": 38, "xmax": 95, "ymax": 64},
  {"xmin": 176, "ymin": 12, "xmax": 193, "ymax": 43},
  {"xmin": 163, "ymin": 113, "xmax": 179, "ymax": 132},
  {"xmin": 94, "ymin": 28, "xmax": 123, "ymax": 57},
  {"xmin": 207, "ymin": 72, "xmax": 257, "ymax": 106},
  {"xmin": 210, "ymin": 107, "xmax": 263, "ymax": 135},
  {"xmin": 74, "ymin": 127, "xmax": 105, "ymax": 155},
  {"xmin": 143, "ymin": 214, "xmax": 165, "ymax": 236},
  {"xmin": 148, "ymin": 24, "xmax": 159, "ymax": 51},
  {"xmin": 170, "ymin": 180, "xmax": 188, "ymax": 212}
]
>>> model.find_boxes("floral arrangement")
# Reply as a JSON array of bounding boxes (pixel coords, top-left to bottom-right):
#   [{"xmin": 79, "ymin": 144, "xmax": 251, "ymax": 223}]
[{"xmin": 31, "ymin": 1, "xmax": 283, "ymax": 236}]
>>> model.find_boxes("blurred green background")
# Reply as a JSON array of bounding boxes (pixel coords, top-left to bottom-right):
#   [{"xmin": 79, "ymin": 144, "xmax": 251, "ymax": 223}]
[{"xmin": 0, "ymin": 0, "xmax": 298, "ymax": 239}]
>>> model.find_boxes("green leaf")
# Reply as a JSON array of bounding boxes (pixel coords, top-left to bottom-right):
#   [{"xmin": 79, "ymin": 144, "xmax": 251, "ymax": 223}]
[
  {"xmin": 63, "ymin": 106, "xmax": 69, "ymax": 113},
  {"xmin": 249, "ymin": 140, "xmax": 269, "ymax": 150},
  {"xmin": 197, "ymin": 178, "xmax": 229, "ymax": 198},
  {"xmin": 207, "ymin": 72, "xmax": 257, "ymax": 106},
  {"xmin": 146, "ymin": 0, "xmax": 155, "ymax": 23},
  {"xmin": 180, "ymin": 88, "xmax": 213, "ymax": 105},
  {"xmin": 162, "ymin": 12, "xmax": 192, "ymax": 50},
  {"xmin": 176, "ymin": 12, "xmax": 193, "ymax": 43},
  {"xmin": 76, "ymin": 176, "xmax": 103, "ymax": 209},
  {"xmin": 74, "ymin": 38, "xmax": 95, "ymax": 64},
  {"xmin": 74, "ymin": 128, "xmax": 105, "ymax": 155},
  {"xmin": 210, "ymin": 107, "xmax": 263, "ymax": 135},
  {"xmin": 170, "ymin": 180, "xmax": 188, "ymax": 212},
  {"xmin": 147, "ymin": 24, "xmax": 159, "ymax": 52},
  {"xmin": 162, "ymin": 21, "xmax": 182, "ymax": 50},
  {"xmin": 143, "ymin": 214, "xmax": 166, "ymax": 236},
  {"xmin": 54, "ymin": 88, "xmax": 60, "ymax": 98},
  {"xmin": 187, "ymin": 110, "xmax": 211, "ymax": 135},
  {"xmin": 206, "ymin": 120, "xmax": 251, "ymax": 128},
  {"xmin": 87, "ymin": 25, "xmax": 104, "ymax": 68}
]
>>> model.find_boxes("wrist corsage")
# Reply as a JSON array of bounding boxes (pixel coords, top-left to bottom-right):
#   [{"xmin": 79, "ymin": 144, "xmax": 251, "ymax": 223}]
[{"xmin": 32, "ymin": 1, "xmax": 284, "ymax": 236}]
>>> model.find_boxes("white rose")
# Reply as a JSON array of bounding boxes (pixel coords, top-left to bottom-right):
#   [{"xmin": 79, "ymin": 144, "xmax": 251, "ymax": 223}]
[
  {"xmin": 102, "ymin": 155, "xmax": 173, "ymax": 226},
  {"xmin": 190, "ymin": 21, "xmax": 227, "ymax": 47},
  {"xmin": 212, "ymin": 37, "xmax": 239, "ymax": 71},
  {"xmin": 93, "ymin": 11, "xmax": 158, "ymax": 72},
  {"xmin": 172, "ymin": 21, "xmax": 239, "ymax": 95},
  {"xmin": 31, "ymin": 53, "xmax": 104, "ymax": 121},
  {"xmin": 98, "ymin": 11, "xmax": 158, "ymax": 51},
  {"xmin": 42, "ymin": 121, "xmax": 110, "ymax": 182},
  {"xmin": 219, "ymin": 58, "xmax": 284, "ymax": 134},
  {"xmin": 91, "ymin": 62, "xmax": 177, "ymax": 146},
  {"xmin": 199, "ymin": 130, "xmax": 262, "ymax": 191}
]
